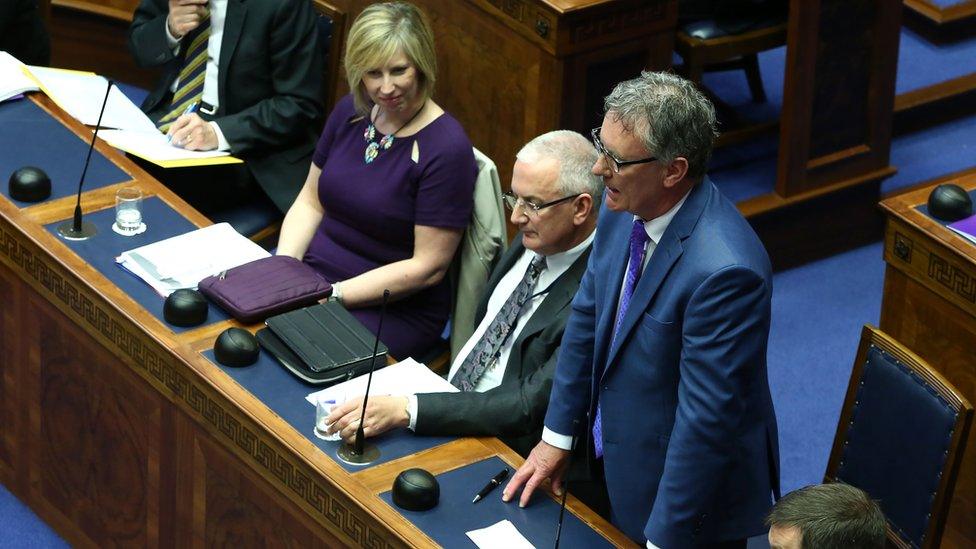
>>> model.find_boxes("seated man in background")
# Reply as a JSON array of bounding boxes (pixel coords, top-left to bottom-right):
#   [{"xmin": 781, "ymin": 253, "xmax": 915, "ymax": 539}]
[
  {"xmin": 0, "ymin": 0, "xmax": 50, "ymax": 66},
  {"xmin": 325, "ymin": 130, "xmax": 602, "ymax": 457},
  {"xmin": 767, "ymin": 483, "xmax": 886, "ymax": 549},
  {"xmin": 127, "ymin": 0, "xmax": 324, "ymax": 219}
]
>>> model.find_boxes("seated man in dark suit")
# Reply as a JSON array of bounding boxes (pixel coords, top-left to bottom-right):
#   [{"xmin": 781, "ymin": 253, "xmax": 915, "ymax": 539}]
[
  {"xmin": 325, "ymin": 130, "xmax": 602, "ymax": 457},
  {"xmin": 127, "ymin": 0, "xmax": 324, "ymax": 218},
  {"xmin": 767, "ymin": 483, "xmax": 885, "ymax": 549}
]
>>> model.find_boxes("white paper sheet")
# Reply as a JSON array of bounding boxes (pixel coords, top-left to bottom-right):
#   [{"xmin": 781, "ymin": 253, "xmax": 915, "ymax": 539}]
[
  {"xmin": 305, "ymin": 358, "xmax": 458, "ymax": 406},
  {"xmin": 99, "ymin": 128, "xmax": 233, "ymax": 162},
  {"xmin": 0, "ymin": 51, "xmax": 40, "ymax": 102},
  {"xmin": 27, "ymin": 66, "xmax": 158, "ymax": 132},
  {"xmin": 116, "ymin": 222, "xmax": 270, "ymax": 297},
  {"xmin": 466, "ymin": 520, "xmax": 535, "ymax": 549}
]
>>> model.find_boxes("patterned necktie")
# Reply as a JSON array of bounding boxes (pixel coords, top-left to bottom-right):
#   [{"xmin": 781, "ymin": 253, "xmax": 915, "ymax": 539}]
[
  {"xmin": 593, "ymin": 219, "xmax": 649, "ymax": 458},
  {"xmin": 451, "ymin": 255, "xmax": 547, "ymax": 391},
  {"xmin": 157, "ymin": 11, "xmax": 212, "ymax": 133}
]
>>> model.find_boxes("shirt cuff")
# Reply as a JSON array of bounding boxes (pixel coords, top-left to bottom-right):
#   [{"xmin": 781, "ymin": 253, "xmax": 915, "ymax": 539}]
[
  {"xmin": 164, "ymin": 19, "xmax": 181, "ymax": 50},
  {"xmin": 209, "ymin": 121, "xmax": 231, "ymax": 152},
  {"xmin": 646, "ymin": 541, "xmax": 660, "ymax": 549},
  {"xmin": 541, "ymin": 427, "xmax": 573, "ymax": 451},
  {"xmin": 406, "ymin": 394, "xmax": 418, "ymax": 431}
]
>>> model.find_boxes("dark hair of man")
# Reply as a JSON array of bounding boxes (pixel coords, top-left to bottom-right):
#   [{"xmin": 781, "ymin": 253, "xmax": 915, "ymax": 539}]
[{"xmin": 766, "ymin": 483, "xmax": 886, "ymax": 549}]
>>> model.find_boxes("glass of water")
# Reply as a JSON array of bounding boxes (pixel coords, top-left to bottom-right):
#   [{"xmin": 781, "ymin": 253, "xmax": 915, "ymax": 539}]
[
  {"xmin": 314, "ymin": 396, "xmax": 343, "ymax": 441},
  {"xmin": 113, "ymin": 187, "xmax": 145, "ymax": 235}
]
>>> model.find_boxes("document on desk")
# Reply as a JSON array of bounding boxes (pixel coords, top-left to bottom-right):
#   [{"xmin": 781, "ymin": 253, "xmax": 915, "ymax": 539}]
[
  {"xmin": 27, "ymin": 66, "xmax": 158, "ymax": 132},
  {"xmin": 466, "ymin": 520, "xmax": 535, "ymax": 549},
  {"xmin": 0, "ymin": 51, "xmax": 40, "ymax": 102},
  {"xmin": 116, "ymin": 222, "xmax": 270, "ymax": 297},
  {"xmin": 98, "ymin": 128, "xmax": 243, "ymax": 168},
  {"xmin": 949, "ymin": 214, "xmax": 976, "ymax": 245},
  {"xmin": 305, "ymin": 358, "xmax": 458, "ymax": 405}
]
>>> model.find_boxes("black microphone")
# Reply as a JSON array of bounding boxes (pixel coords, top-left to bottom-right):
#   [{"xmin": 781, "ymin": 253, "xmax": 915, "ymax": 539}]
[
  {"xmin": 336, "ymin": 289, "xmax": 389, "ymax": 465},
  {"xmin": 57, "ymin": 78, "xmax": 113, "ymax": 241},
  {"xmin": 554, "ymin": 419, "xmax": 580, "ymax": 549}
]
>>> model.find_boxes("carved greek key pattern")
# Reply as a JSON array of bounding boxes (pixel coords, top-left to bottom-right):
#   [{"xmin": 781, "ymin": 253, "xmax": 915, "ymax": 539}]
[
  {"xmin": 0, "ymin": 220, "xmax": 393, "ymax": 548},
  {"xmin": 928, "ymin": 254, "xmax": 976, "ymax": 304}
]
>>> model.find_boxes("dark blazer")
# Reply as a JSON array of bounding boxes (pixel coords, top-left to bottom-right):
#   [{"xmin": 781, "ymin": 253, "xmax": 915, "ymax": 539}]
[
  {"xmin": 545, "ymin": 179, "xmax": 780, "ymax": 546},
  {"xmin": 0, "ymin": 0, "xmax": 50, "ymax": 66},
  {"xmin": 128, "ymin": 0, "xmax": 324, "ymax": 212},
  {"xmin": 415, "ymin": 236, "xmax": 591, "ymax": 457}
]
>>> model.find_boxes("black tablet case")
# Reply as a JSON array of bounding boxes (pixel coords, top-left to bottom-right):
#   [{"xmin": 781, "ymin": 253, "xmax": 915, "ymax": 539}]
[{"xmin": 259, "ymin": 302, "xmax": 388, "ymax": 385}]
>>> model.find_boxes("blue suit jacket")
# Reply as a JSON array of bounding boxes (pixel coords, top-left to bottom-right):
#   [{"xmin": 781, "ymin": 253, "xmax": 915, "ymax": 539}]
[{"xmin": 545, "ymin": 179, "xmax": 780, "ymax": 546}]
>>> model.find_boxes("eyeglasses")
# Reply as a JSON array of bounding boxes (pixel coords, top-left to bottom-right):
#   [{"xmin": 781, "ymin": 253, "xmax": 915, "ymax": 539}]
[
  {"xmin": 503, "ymin": 191, "xmax": 579, "ymax": 218},
  {"xmin": 591, "ymin": 127, "xmax": 657, "ymax": 173}
]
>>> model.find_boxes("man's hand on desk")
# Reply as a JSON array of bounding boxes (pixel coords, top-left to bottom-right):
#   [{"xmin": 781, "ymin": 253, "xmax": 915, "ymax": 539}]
[
  {"xmin": 327, "ymin": 395, "xmax": 410, "ymax": 443},
  {"xmin": 502, "ymin": 441, "xmax": 570, "ymax": 507},
  {"xmin": 168, "ymin": 113, "xmax": 218, "ymax": 151},
  {"xmin": 167, "ymin": 0, "xmax": 209, "ymax": 39}
]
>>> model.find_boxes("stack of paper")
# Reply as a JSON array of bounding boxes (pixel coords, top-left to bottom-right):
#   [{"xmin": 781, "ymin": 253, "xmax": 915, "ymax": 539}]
[
  {"xmin": 305, "ymin": 358, "xmax": 458, "ymax": 405},
  {"xmin": 116, "ymin": 222, "xmax": 270, "ymax": 297},
  {"xmin": 0, "ymin": 51, "xmax": 40, "ymax": 102},
  {"xmin": 23, "ymin": 64, "xmax": 241, "ymax": 168}
]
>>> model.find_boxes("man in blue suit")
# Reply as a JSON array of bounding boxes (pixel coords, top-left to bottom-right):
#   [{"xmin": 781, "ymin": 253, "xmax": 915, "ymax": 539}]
[{"xmin": 503, "ymin": 72, "xmax": 780, "ymax": 548}]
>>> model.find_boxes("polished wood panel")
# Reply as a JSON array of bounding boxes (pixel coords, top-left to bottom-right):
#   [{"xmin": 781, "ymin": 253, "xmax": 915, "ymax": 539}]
[
  {"xmin": 0, "ymin": 93, "xmax": 631, "ymax": 548},
  {"xmin": 904, "ymin": 0, "xmax": 976, "ymax": 23},
  {"xmin": 25, "ymin": 291, "xmax": 164, "ymax": 547},
  {"xmin": 880, "ymin": 172, "xmax": 976, "ymax": 547},
  {"xmin": 0, "ymin": 267, "xmax": 21, "ymax": 486}
]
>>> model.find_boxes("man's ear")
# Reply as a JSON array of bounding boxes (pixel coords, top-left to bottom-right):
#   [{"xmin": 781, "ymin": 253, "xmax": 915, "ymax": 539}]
[
  {"xmin": 662, "ymin": 157, "xmax": 689, "ymax": 188},
  {"xmin": 573, "ymin": 193, "xmax": 593, "ymax": 226}
]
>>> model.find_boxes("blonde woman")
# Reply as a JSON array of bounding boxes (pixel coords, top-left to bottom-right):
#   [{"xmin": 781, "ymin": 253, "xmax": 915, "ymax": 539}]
[{"xmin": 277, "ymin": 2, "xmax": 475, "ymax": 359}]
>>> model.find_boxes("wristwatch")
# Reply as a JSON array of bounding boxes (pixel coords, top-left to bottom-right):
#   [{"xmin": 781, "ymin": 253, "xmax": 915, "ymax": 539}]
[{"xmin": 329, "ymin": 282, "xmax": 344, "ymax": 305}]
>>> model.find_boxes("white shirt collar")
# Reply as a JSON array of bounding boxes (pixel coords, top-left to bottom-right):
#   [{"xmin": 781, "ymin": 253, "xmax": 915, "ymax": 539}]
[
  {"xmin": 534, "ymin": 229, "xmax": 595, "ymax": 272},
  {"xmin": 637, "ymin": 190, "xmax": 690, "ymax": 244}
]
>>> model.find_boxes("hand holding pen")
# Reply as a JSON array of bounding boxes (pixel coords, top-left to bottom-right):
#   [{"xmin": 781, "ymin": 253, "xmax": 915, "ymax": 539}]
[{"xmin": 167, "ymin": 102, "xmax": 218, "ymax": 151}]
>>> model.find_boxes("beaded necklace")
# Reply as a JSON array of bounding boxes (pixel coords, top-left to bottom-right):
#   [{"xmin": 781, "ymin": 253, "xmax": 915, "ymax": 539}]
[{"xmin": 363, "ymin": 101, "xmax": 426, "ymax": 164}]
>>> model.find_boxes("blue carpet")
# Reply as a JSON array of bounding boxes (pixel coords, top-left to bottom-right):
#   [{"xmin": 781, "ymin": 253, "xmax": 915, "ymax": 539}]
[
  {"xmin": 0, "ymin": 484, "xmax": 68, "ymax": 548},
  {"xmin": 768, "ymin": 241, "xmax": 885, "ymax": 494}
]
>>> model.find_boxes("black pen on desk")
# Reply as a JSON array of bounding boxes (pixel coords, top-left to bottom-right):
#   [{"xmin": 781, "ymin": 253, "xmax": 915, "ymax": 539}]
[{"xmin": 472, "ymin": 468, "xmax": 510, "ymax": 503}]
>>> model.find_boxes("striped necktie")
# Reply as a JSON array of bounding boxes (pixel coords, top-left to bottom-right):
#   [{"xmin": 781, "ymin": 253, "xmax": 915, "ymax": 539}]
[
  {"xmin": 451, "ymin": 255, "xmax": 547, "ymax": 392},
  {"xmin": 157, "ymin": 11, "xmax": 212, "ymax": 133}
]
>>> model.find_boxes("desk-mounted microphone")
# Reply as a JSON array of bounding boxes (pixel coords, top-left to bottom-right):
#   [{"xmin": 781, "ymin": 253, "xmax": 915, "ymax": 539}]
[
  {"xmin": 57, "ymin": 78, "xmax": 113, "ymax": 241},
  {"xmin": 554, "ymin": 419, "xmax": 580, "ymax": 549},
  {"xmin": 337, "ymin": 289, "xmax": 389, "ymax": 465}
]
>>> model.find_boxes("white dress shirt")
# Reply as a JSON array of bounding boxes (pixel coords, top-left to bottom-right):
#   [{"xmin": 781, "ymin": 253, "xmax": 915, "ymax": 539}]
[
  {"xmin": 164, "ymin": 0, "xmax": 231, "ymax": 150},
  {"xmin": 406, "ymin": 231, "xmax": 595, "ymax": 430}
]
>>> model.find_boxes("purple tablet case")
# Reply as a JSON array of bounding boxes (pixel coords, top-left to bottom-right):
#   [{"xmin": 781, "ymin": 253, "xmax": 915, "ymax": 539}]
[{"xmin": 198, "ymin": 255, "xmax": 331, "ymax": 324}]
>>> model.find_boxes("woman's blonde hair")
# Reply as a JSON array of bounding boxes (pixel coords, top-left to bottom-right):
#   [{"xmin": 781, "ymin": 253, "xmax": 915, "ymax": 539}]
[{"xmin": 344, "ymin": 2, "xmax": 437, "ymax": 115}]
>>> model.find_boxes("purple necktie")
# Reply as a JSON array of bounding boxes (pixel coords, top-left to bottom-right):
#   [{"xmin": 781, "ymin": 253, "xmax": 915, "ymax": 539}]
[{"xmin": 593, "ymin": 219, "xmax": 649, "ymax": 458}]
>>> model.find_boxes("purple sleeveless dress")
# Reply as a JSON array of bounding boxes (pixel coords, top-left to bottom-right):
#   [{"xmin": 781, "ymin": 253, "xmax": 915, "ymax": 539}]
[{"xmin": 304, "ymin": 95, "xmax": 475, "ymax": 359}]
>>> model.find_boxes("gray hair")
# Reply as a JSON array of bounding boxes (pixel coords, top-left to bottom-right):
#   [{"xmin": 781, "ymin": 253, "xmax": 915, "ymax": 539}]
[
  {"xmin": 604, "ymin": 71, "xmax": 717, "ymax": 179},
  {"xmin": 516, "ymin": 130, "xmax": 603, "ymax": 209},
  {"xmin": 766, "ymin": 483, "xmax": 887, "ymax": 549}
]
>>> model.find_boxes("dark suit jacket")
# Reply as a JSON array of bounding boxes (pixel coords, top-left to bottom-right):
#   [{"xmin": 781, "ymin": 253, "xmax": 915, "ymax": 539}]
[
  {"xmin": 0, "ymin": 0, "xmax": 50, "ymax": 66},
  {"xmin": 128, "ymin": 0, "xmax": 323, "ymax": 211},
  {"xmin": 545, "ymin": 179, "xmax": 780, "ymax": 546},
  {"xmin": 415, "ymin": 236, "xmax": 591, "ymax": 457}
]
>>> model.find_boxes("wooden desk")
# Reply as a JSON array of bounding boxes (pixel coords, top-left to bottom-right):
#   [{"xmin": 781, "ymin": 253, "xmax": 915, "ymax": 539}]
[
  {"xmin": 0, "ymin": 94, "xmax": 631, "ymax": 547},
  {"xmin": 879, "ymin": 168, "xmax": 976, "ymax": 548}
]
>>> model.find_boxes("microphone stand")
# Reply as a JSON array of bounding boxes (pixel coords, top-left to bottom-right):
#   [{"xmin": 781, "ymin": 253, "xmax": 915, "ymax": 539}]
[
  {"xmin": 554, "ymin": 419, "xmax": 580, "ymax": 549},
  {"xmin": 337, "ymin": 289, "xmax": 389, "ymax": 465},
  {"xmin": 58, "ymin": 78, "xmax": 113, "ymax": 240}
]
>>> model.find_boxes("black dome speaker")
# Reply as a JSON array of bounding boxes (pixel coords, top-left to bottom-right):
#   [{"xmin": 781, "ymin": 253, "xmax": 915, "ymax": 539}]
[
  {"xmin": 392, "ymin": 468, "xmax": 440, "ymax": 511},
  {"xmin": 927, "ymin": 183, "xmax": 973, "ymax": 222},
  {"xmin": 9, "ymin": 166, "xmax": 51, "ymax": 202},
  {"xmin": 163, "ymin": 289, "xmax": 208, "ymax": 327},
  {"xmin": 214, "ymin": 327, "xmax": 260, "ymax": 367}
]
